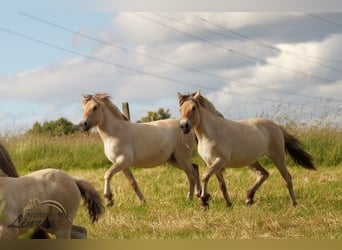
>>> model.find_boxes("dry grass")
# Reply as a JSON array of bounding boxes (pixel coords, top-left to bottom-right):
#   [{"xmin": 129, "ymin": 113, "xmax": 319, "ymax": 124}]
[
  {"xmin": 69, "ymin": 165, "xmax": 342, "ymax": 239},
  {"xmin": 2, "ymin": 126, "xmax": 341, "ymax": 239}
]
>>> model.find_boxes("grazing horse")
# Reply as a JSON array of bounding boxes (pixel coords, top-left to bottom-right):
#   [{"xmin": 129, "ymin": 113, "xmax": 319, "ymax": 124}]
[
  {"xmin": 80, "ymin": 93, "xmax": 201, "ymax": 207},
  {"xmin": 0, "ymin": 142, "xmax": 104, "ymax": 239},
  {"xmin": 178, "ymin": 91, "xmax": 315, "ymax": 209}
]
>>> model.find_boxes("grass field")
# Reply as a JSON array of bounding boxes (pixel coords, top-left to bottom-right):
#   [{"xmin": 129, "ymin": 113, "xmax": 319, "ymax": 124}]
[{"xmin": 1, "ymin": 126, "xmax": 341, "ymax": 239}]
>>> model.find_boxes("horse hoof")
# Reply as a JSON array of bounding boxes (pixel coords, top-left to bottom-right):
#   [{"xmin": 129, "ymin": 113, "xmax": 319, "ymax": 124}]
[
  {"xmin": 245, "ymin": 199, "xmax": 253, "ymax": 206},
  {"xmin": 201, "ymin": 196, "xmax": 211, "ymax": 210},
  {"xmin": 201, "ymin": 193, "xmax": 211, "ymax": 201},
  {"xmin": 202, "ymin": 203, "xmax": 210, "ymax": 211},
  {"xmin": 226, "ymin": 202, "xmax": 233, "ymax": 208},
  {"xmin": 106, "ymin": 200, "xmax": 114, "ymax": 207},
  {"xmin": 292, "ymin": 202, "xmax": 298, "ymax": 207}
]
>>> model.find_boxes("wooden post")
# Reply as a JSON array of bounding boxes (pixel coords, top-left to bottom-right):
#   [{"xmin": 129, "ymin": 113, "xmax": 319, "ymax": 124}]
[{"xmin": 122, "ymin": 102, "xmax": 131, "ymax": 121}]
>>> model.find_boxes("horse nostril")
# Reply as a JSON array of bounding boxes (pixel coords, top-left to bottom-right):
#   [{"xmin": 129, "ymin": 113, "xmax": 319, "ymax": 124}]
[
  {"xmin": 180, "ymin": 121, "xmax": 190, "ymax": 133},
  {"xmin": 79, "ymin": 120, "xmax": 89, "ymax": 131}
]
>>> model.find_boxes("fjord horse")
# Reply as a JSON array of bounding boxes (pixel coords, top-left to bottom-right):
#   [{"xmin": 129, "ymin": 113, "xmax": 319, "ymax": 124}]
[
  {"xmin": 80, "ymin": 93, "xmax": 201, "ymax": 207},
  {"xmin": 178, "ymin": 91, "xmax": 315, "ymax": 209},
  {"xmin": 0, "ymin": 142, "xmax": 104, "ymax": 239}
]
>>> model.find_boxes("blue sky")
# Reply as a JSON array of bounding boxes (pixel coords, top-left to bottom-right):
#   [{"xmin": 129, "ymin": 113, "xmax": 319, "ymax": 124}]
[
  {"xmin": 1, "ymin": 6, "xmax": 342, "ymax": 133},
  {"xmin": 0, "ymin": 12, "xmax": 112, "ymax": 74}
]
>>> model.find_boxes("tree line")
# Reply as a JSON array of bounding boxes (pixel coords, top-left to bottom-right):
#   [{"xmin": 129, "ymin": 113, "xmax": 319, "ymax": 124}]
[{"xmin": 27, "ymin": 108, "xmax": 171, "ymax": 136}]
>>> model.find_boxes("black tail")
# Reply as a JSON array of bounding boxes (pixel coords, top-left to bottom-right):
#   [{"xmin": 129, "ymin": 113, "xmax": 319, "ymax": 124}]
[
  {"xmin": 75, "ymin": 178, "xmax": 105, "ymax": 223},
  {"xmin": 281, "ymin": 127, "xmax": 316, "ymax": 170},
  {"xmin": 0, "ymin": 142, "xmax": 19, "ymax": 177}
]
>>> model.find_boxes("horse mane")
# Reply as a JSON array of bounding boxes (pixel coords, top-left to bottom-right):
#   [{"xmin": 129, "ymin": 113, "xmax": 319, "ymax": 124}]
[
  {"xmin": 0, "ymin": 141, "xmax": 19, "ymax": 177},
  {"xmin": 93, "ymin": 93, "xmax": 129, "ymax": 121},
  {"xmin": 179, "ymin": 92, "xmax": 224, "ymax": 118}
]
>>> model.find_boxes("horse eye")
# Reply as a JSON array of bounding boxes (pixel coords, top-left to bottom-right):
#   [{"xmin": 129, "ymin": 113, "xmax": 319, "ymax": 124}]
[
  {"xmin": 93, "ymin": 106, "xmax": 98, "ymax": 111},
  {"xmin": 192, "ymin": 106, "xmax": 196, "ymax": 111}
]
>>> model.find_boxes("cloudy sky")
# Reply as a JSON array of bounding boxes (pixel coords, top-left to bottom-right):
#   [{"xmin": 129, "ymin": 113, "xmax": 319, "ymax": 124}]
[{"xmin": 1, "ymin": 8, "xmax": 342, "ymax": 133}]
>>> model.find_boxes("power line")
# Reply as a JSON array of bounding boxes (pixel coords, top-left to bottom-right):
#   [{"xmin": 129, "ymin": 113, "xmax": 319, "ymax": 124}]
[
  {"xmin": 19, "ymin": 12, "xmax": 342, "ymax": 104},
  {"xmin": 307, "ymin": 13, "xmax": 342, "ymax": 28},
  {"xmin": 187, "ymin": 12, "xmax": 342, "ymax": 69},
  {"xmin": 135, "ymin": 12, "xmax": 336, "ymax": 83},
  {"xmin": 0, "ymin": 26, "xmax": 330, "ymax": 109}
]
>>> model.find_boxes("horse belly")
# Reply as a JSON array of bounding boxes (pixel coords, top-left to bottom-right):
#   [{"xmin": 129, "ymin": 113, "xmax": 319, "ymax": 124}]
[
  {"xmin": 228, "ymin": 139, "xmax": 266, "ymax": 167},
  {"xmin": 133, "ymin": 142, "xmax": 172, "ymax": 167}
]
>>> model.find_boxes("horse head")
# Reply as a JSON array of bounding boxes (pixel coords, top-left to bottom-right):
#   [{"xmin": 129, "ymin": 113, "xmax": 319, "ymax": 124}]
[
  {"xmin": 80, "ymin": 94, "xmax": 106, "ymax": 131},
  {"xmin": 177, "ymin": 91, "xmax": 201, "ymax": 134}
]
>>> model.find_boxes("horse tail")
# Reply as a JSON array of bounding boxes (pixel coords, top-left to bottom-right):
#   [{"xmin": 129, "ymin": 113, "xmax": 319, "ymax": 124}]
[
  {"xmin": 0, "ymin": 141, "xmax": 19, "ymax": 177},
  {"xmin": 281, "ymin": 127, "xmax": 316, "ymax": 170},
  {"xmin": 75, "ymin": 178, "xmax": 105, "ymax": 223}
]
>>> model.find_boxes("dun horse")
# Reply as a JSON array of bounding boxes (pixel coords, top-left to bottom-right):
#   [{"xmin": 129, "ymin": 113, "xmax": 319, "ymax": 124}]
[
  {"xmin": 0, "ymin": 142, "xmax": 104, "ymax": 239},
  {"xmin": 178, "ymin": 91, "xmax": 315, "ymax": 209},
  {"xmin": 80, "ymin": 93, "xmax": 201, "ymax": 206}
]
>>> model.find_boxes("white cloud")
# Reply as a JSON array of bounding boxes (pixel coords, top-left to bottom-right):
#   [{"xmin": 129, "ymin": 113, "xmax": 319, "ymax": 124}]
[{"xmin": 1, "ymin": 12, "xmax": 341, "ymax": 133}]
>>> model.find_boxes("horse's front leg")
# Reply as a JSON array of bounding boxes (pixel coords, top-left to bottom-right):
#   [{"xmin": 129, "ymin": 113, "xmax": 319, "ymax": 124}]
[
  {"xmin": 201, "ymin": 158, "xmax": 226, "ymax": 210},
  {"xmin": 104, "ymin": 159, "xmax": 129, "ymax": 207}
]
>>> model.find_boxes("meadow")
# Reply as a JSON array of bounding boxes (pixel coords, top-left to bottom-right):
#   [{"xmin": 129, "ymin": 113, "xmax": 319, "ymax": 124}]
[{"xmin": 1, "ymin": 125, "xmax": 341, "ymax": 239}]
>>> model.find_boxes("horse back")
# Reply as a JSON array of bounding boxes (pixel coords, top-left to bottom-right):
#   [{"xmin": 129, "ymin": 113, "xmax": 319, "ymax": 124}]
[
  {"xmin": 209, "ymin": 118, "xmax": 283, "ymax": 167},
  {"xmin": 238, "ymin": 118, "xmax": 284, "ymax": 152}
]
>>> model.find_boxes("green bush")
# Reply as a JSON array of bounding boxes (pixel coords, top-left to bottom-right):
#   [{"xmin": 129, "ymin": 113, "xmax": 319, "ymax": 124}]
[{"xmin": 26, "ymin": 118, "xmax": 80, "ymax": 137}]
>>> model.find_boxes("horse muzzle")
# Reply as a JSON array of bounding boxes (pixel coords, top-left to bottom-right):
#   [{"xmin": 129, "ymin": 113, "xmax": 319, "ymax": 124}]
[
  {"xmin": 179, "ymin": 119, "xmax": 192, "ymax": 134},
  {"xmin": 79, "ymin": 118, "xmax": 92, "ymax": 132}
]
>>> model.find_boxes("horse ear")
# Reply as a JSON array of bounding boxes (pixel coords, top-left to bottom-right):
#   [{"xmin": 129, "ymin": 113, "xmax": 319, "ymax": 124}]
[
  {"xmin": 193, "ymin": 91, "xmax": 201, "ymax": 99},
  {"xmin": 82, "ymin": 94, "xmax": 92, "ymax": 102},
  {"xmin": 95, "ymin": 92, "xmax": 111, "ymax": 100},
  {"xmin": 178, "ymin": 92, "xmax": 191, "ymax": 106}
]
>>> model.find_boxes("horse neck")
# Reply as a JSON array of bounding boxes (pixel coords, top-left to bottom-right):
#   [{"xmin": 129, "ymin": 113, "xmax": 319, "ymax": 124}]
[
  {"xmin": 194, "ymin": 106, "xmax": 225, "ymax": 140},
  {"xmin": 97, "ymin": 105, "xmax": 128, "ymax": 140}
]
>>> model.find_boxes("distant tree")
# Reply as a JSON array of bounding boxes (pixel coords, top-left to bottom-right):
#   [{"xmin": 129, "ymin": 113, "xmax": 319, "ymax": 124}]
[
  {"xmin": 27, "ymin": 117, "xmax": 79, "ymax": 136},
  {"xmin": 137, "ymin": 108, "xmax": 171, "ymax": 123}
]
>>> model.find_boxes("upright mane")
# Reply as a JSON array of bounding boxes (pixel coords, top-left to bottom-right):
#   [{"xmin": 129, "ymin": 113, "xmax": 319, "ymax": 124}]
[
  {"xmin": 0, "ymin": 141, "xmax": 19, "ymax": 177},
  {"xmin": 179, "ymin": 92, "xmax": 224, "ymax": 118},
  {"xmin": 84, "ymin": 93, "xmax": 128, "ymax": 121}
]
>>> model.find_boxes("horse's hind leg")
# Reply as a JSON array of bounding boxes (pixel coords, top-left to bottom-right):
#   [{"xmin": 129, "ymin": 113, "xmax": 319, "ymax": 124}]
[
  {"xmin": 246, "ymin": 161, "xmax": 269, "ymax": 205},
  {"xmin": 215, "ymin": 171, "xmax": 232, "ymax": 207},
  {"xmin": 271, "ymin": 158, "xmax": 297, "ymax": 206},
  {"xmin": 192, "ymin": 163, "xmax": 202, "ymax": 197},
  {"xmin": 171, "ymin": 158, "xmax": 199, "ymax": 200},
  {"xmin": 181, "ymin": 164, "xmax": 196, "ymax": 200},
  {"xmin": 123, "ymin": 168, "xmax": 145, "ymax": 203}
]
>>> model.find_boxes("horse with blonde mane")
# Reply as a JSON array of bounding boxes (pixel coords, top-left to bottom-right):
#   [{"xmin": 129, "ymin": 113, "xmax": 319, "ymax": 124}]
[
  {"xmin": 80, "ymin": 93, "xmax": 201, "ymax": 207},
  {"xmin": 0, "ymin": 142, "xmax": 104, "ymax": 239},
  {"xmin": 178, "ymin": 91, "xmax": 315, "ymax": 209}
]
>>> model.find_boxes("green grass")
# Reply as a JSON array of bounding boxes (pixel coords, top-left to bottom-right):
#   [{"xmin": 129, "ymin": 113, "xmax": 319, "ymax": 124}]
[
  {"xmin": 68, "ymin": 166, "xmax": 341, "ymax": 239},
  {"xmin": 1, "ymin": 126, "xmax": 341, "ymax": 239}
]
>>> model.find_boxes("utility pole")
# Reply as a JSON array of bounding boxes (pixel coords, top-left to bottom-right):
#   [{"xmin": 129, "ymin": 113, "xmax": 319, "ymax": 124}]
[{"xmin": 122, "ymin": 102, "xmax": 131, "ymax": 121}]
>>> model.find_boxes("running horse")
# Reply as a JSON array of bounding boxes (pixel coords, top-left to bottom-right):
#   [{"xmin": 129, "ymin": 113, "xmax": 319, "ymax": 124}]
[
  {"xmin": 178, "ymin": 91, "xmax": 315, "ymax": 209},
  {"xmin": 0, "ymin": 141, "xmax": 104, "ymax": 239},
  {"xmin": 80, "ymin": 93, "xmax": 201, "ymax": 207}
]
